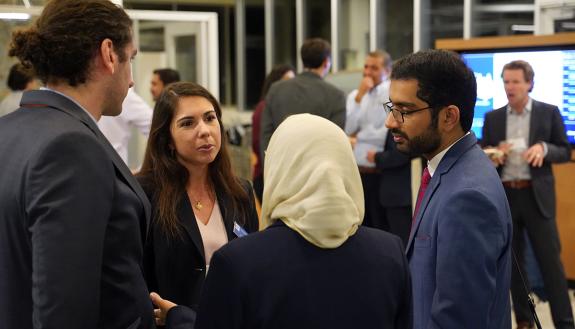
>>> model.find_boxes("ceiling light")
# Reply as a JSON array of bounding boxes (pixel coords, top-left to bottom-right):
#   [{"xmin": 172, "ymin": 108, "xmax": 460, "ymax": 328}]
[{"xmin": 0, "ymin": 13, "xmax": 31, "ymax": 20}]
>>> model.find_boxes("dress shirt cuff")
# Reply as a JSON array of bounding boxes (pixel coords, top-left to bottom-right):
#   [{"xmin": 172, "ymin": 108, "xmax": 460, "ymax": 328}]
[{"xmin": 540, "ymin": 141, "xmax": 548, "ymax": 156}]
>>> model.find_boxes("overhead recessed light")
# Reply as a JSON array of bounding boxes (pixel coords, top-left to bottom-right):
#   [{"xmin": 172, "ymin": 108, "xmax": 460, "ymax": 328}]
[{"xmin": 0, "ymin": 13, "xmax": 31, "ymax": 20}]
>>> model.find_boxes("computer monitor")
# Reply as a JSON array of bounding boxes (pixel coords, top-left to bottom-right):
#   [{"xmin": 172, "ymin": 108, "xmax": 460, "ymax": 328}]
[{"xmin": 460, "ymin": 47, "xmax": 575, "ymax": 144}]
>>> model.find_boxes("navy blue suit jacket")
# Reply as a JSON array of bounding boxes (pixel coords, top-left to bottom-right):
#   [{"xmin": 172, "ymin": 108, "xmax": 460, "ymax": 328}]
[
  {"xmin": 195, "ymin": 221, "xmax": 412, "ymax": 329},
  {"xmin": 406, "ymin": 133, "xmax": 512, "ymax": 329}
]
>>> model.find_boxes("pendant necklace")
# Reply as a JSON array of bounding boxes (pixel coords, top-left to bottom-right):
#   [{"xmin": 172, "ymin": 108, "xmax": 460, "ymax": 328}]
[{"xmin": 194, "ymin": 200, "xmax": 203, "ymax": 210}]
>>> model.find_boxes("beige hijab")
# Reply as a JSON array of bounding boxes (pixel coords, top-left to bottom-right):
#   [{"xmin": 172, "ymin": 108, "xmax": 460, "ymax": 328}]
[{"xmin": 261, "ymin": 114, "xmax": 364, "ymax": 249}]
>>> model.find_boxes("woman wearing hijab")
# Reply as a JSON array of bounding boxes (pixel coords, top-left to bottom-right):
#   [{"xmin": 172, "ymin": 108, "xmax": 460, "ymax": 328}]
[
  {"xmin": 152, "ymin": 114, "xmax": 412, "ymax": 329},
  {"xmin": 137, "ymin": 82, "xmax": 259, "ymax": 312}
]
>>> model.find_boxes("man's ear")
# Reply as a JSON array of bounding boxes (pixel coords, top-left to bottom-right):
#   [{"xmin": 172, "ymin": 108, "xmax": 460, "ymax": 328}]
[
  {"xmin": 99, "ymin": 38, "xmax": 116, "ymax": 74},
  {"xmin": 443, "ymin": 105, "xmax": 461, "ymax": 131}
]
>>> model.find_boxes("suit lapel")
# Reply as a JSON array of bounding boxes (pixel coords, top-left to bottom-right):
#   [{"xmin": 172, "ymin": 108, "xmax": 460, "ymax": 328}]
[
  {"xmin": 495, "ymin": 107, "xmax": 508, "ymax": 144},
  {"xmin": 405, "ymin": 174, "xmax": 441, "ymax": 253},
  {"xmin": 528, "ymin": 100, "xmax": 539, "ymax": 146},
  {"xmin": 20, "ymin": 90, "xmax": 152, "ymax": 235},
  {"xmin": 405, "ymin": 133, "xmax": 479, "ymax": 254},
  {"xmin": 178, "ymin": 194, "xmax": 206, "ymax": 262},
  {"xmin": 177, "ymin": 187, "xmax": 236, "ymax": 263}
]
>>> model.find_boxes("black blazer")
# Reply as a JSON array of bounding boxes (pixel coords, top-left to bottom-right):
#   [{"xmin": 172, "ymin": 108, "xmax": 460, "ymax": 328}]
[
  {"xmin": 482, "ymin": 100, "xmax": 571, "ymax": 218},
  {"xmin": 374, "ymin": 132, "xmax": 414, "ymax": 208},
  {"xmin": 194, "ymin": 221, "xmax": 412, "ymax": 329},
  {"xmin": 139, "ymin": 177, "xmax": 259, "ymax": 310},
  {"xmin": 0, "ymin": 90, "xmax": 153, "ymax": 329}
]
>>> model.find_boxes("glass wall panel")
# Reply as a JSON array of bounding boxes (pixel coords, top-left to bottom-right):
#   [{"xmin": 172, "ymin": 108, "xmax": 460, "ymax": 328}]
[
  {"xmin": 421, "ymin": 0, "xmax": 463, "ymax": 50},
  {"xmin": 338, "ymin": 0, "xmax": 369, "ymax": 71},
  {"xmin": 245, "ymin": 0, "xmax": 265, "ymax": 109},
  {"xmin": 304, "ymin": 0, "xmax": 330, "ymax": 40},
  {"xmin": 272, "ymin": 0, "xmax": 296, "ymax": 68},
  {"xmin": 125, "ymin": 1, "xmax": 235, "ymax": 105},
  {"xmin": 134, "ymin": 20, "xmax": 202, "ymax": 105},
  {"xmin": 471, "ymin": 1, "xmax": 534, "ymax": 37},
  {"xmin": 376, "ymin": 0, "xmax": 413, "ymax": 60}
]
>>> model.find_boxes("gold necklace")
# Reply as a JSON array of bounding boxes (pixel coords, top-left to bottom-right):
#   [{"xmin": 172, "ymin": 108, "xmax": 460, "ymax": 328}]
[{"xmin": 194, "ymin": 200, "xmax": 204, "ymax": 210}]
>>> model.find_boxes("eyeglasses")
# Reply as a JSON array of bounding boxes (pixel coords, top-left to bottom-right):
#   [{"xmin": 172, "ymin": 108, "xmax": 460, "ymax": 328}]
[{"xmin": 383, "ymin": 101, "xmax": 433, "ymax": 123}]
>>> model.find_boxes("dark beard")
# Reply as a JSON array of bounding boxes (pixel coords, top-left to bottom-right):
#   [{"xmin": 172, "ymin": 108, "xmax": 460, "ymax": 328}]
[{"xmin": 391, "ymin": 122, "xmax": 441, "ymax": 158}]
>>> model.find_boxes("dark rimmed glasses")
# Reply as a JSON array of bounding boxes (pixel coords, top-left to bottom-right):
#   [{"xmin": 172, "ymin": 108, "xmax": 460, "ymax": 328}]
[{"xmin": 383, "ymin": 101, "xmax": 433, "ymax": 123}]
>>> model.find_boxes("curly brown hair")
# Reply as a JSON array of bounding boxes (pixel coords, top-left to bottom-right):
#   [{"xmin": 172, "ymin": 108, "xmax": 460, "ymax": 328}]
[{"xmin": 9, "ymin": 0, "xmax": 132, "ymax": 86}]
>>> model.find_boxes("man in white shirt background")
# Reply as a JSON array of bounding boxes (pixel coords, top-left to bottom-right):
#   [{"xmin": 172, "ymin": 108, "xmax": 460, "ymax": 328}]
[
  {"xmin": 346, "ymin": 50, "xmax": 414, "ymax": 243},
  {"xmin": 98, "ymin": 88, "xmax": 153, "ymax": 168}
]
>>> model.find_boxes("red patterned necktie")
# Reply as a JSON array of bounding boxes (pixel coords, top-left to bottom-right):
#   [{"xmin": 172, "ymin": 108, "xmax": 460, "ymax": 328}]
[{"xmin": 412, "ymin": 167, "xmax": 431, "ymax": 225}]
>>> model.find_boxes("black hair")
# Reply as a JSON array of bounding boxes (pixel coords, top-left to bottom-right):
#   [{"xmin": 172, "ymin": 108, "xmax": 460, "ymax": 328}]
[
  {"xmin": 301, "ymin": 38, "xmax": 331, "ymax": 69},
  {"xmin": 6, "ymin": 63, "xmax": 34, "ymax": 91},
  {"xmin": 391, "ymin": 49, "xmax": 477, "ymax": 132}
]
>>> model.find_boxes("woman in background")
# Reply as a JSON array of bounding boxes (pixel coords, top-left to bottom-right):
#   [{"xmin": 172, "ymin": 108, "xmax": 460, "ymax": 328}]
[
  {"xmin": 251, "ymin": 64, "xmax": 294, "ymax": 202},
  {"xmin": 138, "ymin": 82, "xmax": 259, "ymax": 311}
]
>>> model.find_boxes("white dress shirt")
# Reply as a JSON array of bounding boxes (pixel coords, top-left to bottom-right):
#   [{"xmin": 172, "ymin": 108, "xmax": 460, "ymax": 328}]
[
  {"xmin": 98, "ymin": 89, "xmax": 153, "ymax": 164},
  {"xmin": 345, "ymin": 80, "xmax": 390, "ymax": 167}
]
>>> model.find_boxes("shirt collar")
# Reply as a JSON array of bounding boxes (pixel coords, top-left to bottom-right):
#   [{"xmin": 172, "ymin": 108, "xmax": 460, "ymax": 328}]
[
  {"xmin": 427, "ymin": 132, "xmax": 470, "ymax": 177},
  {"xmin": 507, "ymin": 97, "xmax": 532, "ymax": 115}
]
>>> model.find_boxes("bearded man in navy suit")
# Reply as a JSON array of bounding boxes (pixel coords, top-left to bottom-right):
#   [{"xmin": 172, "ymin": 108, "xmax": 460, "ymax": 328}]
[{"xmin": 386, "ymin": 50, "xmax": 513, "ymax": 328}]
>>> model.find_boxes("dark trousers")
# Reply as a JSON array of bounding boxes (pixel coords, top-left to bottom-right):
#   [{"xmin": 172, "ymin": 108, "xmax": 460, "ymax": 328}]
[
  {"xmin": 360, "ymin": 173, "xmax": 412, "ymax": 248},
  {"xmin": 506, "ymin": 186, "xmax": 574, "ymax": 329}
]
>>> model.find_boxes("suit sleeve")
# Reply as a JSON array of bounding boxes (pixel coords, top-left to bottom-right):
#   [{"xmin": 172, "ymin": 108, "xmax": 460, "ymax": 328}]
[
  {"xmin": 430, "ymin": 189, "xmax": 509, "ymax": 329},
  {"xmin": 138, "ymin": 178, "xmax": 160, "ymax": 293},
  {"xmin": 26, "ymin": 131, "xmax": 114, "ymax": 329},
  {"xmin": 542, "ymin": 105, "xmax": 570, "ymax": 163},
  {"xmin": 394, "ymin": 236, "xmax": 413, "ymax": 329},
  {"xmin": 331, "ymin": 89, "xmax": 347, "ymax": 130},
  {"xmin": 195, "ymin": 250, "xmax": 243, "ymax": 329},
  {"xmin": 481, "ymin": 112, "xmax": 494, "ymax": 148},
  {"xmin": 166, "ymin": 306, "xmax": 197, "ymax": 329}
]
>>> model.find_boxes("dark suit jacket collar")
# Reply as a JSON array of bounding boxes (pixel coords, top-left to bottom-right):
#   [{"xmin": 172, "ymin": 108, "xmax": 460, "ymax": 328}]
[
  {"xmin": 406, "ymin": 133, "xmax": 478, "ymax": 253},
  {"xmin": 20, "ymin": 89, "xmax": 152, "ymax": 238},
  {"xmin": 21, "ymin": 89, "xmax": 98, "ymax": 134},
  {"xmin": 177, "ymin": 185, "xmax": 236, "ymax": 264},
  {"xmin": 300, "ymin": 71, "xmax": 322, "ymax": 80}
]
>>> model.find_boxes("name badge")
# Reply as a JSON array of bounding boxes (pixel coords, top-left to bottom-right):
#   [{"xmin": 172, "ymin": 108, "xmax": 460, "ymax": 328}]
[{"xmin": 233, "ymin": 221, "xmax": 248, "ymax": 238}]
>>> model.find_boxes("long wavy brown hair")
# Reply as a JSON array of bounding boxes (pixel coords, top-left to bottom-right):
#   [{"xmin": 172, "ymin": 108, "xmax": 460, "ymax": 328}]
[{"xmin": 138, "ymin": 82, "xmax": 250, "ymax": 238}]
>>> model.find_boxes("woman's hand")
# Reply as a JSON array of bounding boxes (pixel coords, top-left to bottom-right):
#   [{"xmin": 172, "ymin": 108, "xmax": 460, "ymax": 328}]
[{"xmin": 150, "ymin": 292, "xmax": 177, "ymax": 326}]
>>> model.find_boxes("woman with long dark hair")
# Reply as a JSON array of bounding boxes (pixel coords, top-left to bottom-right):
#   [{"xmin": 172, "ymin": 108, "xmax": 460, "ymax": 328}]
[
  {"xmin": 251, "ymin": 64, "xmax": 295, "ymax": 202},
  {"xmin": 138, "ymin": 82, "xmax": 259, "ymax": 311}
]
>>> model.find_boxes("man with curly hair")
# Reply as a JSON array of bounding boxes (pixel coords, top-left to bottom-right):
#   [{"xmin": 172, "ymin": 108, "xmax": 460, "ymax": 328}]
[{"xmin": 0, "ymin": 1, "xmax": 154, "ymax": 328}]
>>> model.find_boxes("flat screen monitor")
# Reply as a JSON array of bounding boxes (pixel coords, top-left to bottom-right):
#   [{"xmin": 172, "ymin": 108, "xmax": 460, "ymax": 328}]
[{"xmin": 460, "ymin": 47, "xmax": 575, "ymax": 144}]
